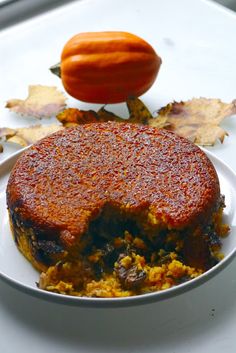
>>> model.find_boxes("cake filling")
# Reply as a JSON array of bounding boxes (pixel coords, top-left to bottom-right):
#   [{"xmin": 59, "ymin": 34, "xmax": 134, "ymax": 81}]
[{"xmin": 35, "ymin": 196, "xmax": 228, "ymax": 297}]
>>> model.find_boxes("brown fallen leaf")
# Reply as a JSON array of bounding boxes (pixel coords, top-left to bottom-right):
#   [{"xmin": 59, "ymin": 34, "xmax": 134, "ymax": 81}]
[
  {"xmin": 5, "ymin": 87, "xmax": 236, "ymax": 147},
  {"xmin": 0, "ymin": 124, "xmax": 63, "ymax": 147},
  {"xmin": 156, "ymin": 98, "xmax": 236, "ymax": 145},
  {"xmin": 57, "ymin": 108, "xmax": 99, "ymax": 127},
  {"xmin": 56, "ymin": 106, "xmax": 124, "ymax": 127},
  {"xmin": 55, "ymin": 97, "xmax": 235, "ymax": 146},
  {"xmin": 56, "ymin": 98, "xmax": 167, "ymax": 127},
  {"xmin": 126, "ymin": 97, "xmax": 170, "ymax": 128},
  {"xmin": 97, "ymin": 97, "xmax": 165, "ymax": 127},
  {"xmin": 127, "ymin": 97, "xmax": 153, "ymax": 124},
  {"xmin": 6, "ymin": 85, "xmax": 66, "ymax": 119},
  {"xmin": 97, "ymin": 106, "xmax": 124, "ymax": 123}
]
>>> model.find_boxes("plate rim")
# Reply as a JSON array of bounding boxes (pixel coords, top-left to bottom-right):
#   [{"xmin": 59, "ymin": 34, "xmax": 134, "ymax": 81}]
[{"xmin": 0, "ymin": 148, "xmax": 236, "ymax": 308}]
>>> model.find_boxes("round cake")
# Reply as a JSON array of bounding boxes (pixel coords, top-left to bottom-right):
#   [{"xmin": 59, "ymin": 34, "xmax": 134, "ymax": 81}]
[{"xmin": 6, "ymin": 122, "xmax": 228, "ymax": 297}]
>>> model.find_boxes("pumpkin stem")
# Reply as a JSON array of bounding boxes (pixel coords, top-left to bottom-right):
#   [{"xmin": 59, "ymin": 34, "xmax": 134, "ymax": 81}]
[{"xmin": 50, "ymin": 63, "xmax": 61, "ymax": 78}]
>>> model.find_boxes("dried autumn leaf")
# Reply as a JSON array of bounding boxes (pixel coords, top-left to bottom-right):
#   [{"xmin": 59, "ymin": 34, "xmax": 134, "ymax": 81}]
[
  {"xmin": 97, "ymin": 107, "xmax": 123, "ymax": 123},
  {"xmin": 0, "ymin": 127, "xmax": 17, "ymax": 140},
  {"xmin": 125, "ymin": 97, "xmax": 170, "ymax": 128},
  {"xmin": 127, "ymin": 97, "xmax": 153, "ymax": 124},
  {"xmin": 57, "ymin": 108, "xmax": 99, "ymax": 127},
  {"xmin": 116, "ymin": 97, "xmax": 168, "ymax": 128},
  {"xmin": 57, "ymin": 107, "xmax": 124, "ymax": 127},
  {"xmin": 7, "ymin": 91, "xmax": 233, "ymax": 147},
  {"xmin": 6, "ymin": 85, "xmax": 66, "ymax": 119},
  {"xmin": 57, "ymin": 98, "xmax": 164, "ymax": 127},
  {"xmin": 0, "ymin": 124, "xmax": 63, "ymax": 147},
  {"xmin": 56, "ymin": 98, "xmax": 167, "ymax": 128},
  {"xmin": 155, "ymin": 98, "xmax": 236, "ymax": 145},
  {"xmin": 147, "ymin": 115, "xmax": 171, "ymax": 129},
  {"xmin": 125, "ymin": 97, "xmax": 236, "ymax": 144}
]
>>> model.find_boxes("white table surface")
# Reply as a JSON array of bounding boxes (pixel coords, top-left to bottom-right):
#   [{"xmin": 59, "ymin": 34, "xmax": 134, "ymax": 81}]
[{"xmin": 1, "ymin": 0, "xmax": 236, "ymax": 352}]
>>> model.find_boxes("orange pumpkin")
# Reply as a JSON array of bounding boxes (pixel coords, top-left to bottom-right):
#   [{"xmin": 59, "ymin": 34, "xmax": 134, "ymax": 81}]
[{"xmin": 50, "ymin": 31, "xmax": 162, "ymax": 104}]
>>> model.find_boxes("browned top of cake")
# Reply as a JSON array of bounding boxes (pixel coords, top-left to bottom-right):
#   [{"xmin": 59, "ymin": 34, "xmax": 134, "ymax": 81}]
[{"xmin": 7, "ymin": 122, "xmax": 220, "ymax": 247}]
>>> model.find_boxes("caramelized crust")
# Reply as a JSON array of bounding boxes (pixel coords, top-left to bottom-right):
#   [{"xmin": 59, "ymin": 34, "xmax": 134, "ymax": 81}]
[{"xmin": 7, "ymin": 122, "xmax": 220, "ymax": 252}]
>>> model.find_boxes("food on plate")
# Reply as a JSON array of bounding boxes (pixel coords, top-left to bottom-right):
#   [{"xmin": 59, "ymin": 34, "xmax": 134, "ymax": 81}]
[
  {"xmin": 6, "ymin": 122, "xmax": 229, "ymax": 297},
  {"xmin": 50, "ymin": 31, "xmax": 162, "ymax": 103}
]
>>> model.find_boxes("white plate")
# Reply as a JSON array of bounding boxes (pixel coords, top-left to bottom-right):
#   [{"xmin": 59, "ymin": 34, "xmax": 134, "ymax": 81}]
[{"xmin": 0, "ymin": 148, "xmax": 236, "ymax": 307}]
